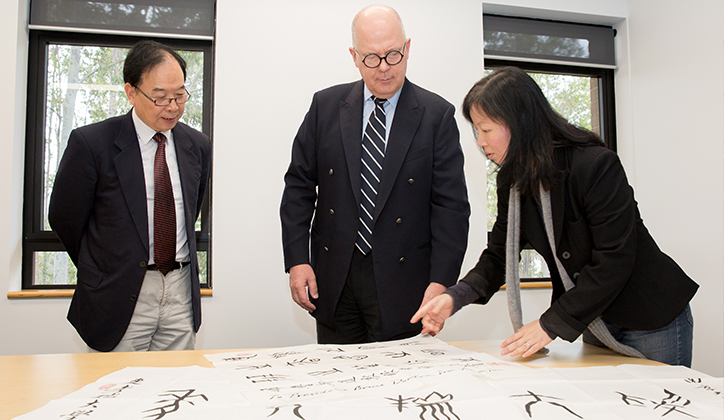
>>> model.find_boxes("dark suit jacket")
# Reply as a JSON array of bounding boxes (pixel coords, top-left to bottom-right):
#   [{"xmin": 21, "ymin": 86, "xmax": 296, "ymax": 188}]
[
  {"xmin": 280, "ymin": 79, "xmax": 470, "ymax": 339},
  {"xmin": 49, "ymin": 110, "xmax": 212, "ymax": 352},
  {"xmin": 461, "ymin": 146, "xmax": 698, "ymax": 341}
]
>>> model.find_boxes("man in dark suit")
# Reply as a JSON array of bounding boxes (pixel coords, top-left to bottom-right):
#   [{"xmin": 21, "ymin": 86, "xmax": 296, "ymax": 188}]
[
  {"xmin": 49, "ymin": 40, "xmax": 212, "ymax": 352},
  {"xmin": 280, "ymin": 5, "xmax": 470, "ymax": 344}
]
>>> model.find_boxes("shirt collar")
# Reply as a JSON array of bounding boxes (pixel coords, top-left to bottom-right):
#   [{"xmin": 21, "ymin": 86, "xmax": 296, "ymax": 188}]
[
  {"xmin": 363, "ymin": 84, "xmax": 402, "ymax": 109},
  {"xmin": 131, "ymin": 108, "xmax": 172, "ymax": 144}
]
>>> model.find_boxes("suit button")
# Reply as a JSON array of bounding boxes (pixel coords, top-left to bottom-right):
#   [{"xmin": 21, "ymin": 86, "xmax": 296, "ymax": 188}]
[
  {"xmin": 561, "ymin": 251, "xmax": 571, "ymax": 259},
  {"xmin": 329, "ymin": 169, "xmax": 334, "ymax": 175},
  {"xmin": 130, "ymin": 294, "xmax": 138, "ymax": 301},
  {"xmin": 573, "ymin": 272, "xmax": 580, "ymax": 279},
  {"xmin": 324, "ymin": 247, "xmax": 329, "ymax": 252},
  {"xmin": 396, "ymin": 218, "xmax": 403, "ymax": 224},
  {"xmin": 399, "ymin": 257, "xmax": 405, "ymax": 263},
  {"xmin": 329, "ymin": 209, "xmax": 335, "ymax": 215},
  {"xmin": 408, "ymin": 178, "xmax": 414, "ymax": 184},
  {"xmin": 140, "ymin": 261, "xmax": 147, "ymax": 268}
]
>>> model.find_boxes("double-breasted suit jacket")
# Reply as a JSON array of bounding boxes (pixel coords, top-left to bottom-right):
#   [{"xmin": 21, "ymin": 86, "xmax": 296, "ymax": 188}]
[
  {"xmin": 461, "ymin": 146, "xmax": 698, "ymax": 341},
  {"xmin": 281, "ymin": 79, "xmax": 470, "ymax": 339},
  {"xmin": 49, "ymin": 110, "xmax": 212, "ymax": 352}
]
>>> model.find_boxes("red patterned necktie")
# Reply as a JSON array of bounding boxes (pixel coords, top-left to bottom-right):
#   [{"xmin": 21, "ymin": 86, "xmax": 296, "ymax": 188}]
[{"xmin": 153, "ymin": 132, "xmax": 176, "ymax": 275}]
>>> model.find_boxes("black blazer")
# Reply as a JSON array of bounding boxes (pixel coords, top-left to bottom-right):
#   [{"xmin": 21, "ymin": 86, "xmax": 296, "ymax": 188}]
[
  {"xmin": 281, "ymin": 79, "xmax": 470, "ymax": 339},
  {"xmin": 461, "ymin": 146, "xmax": 697, "ymax": 341},
  {"xmin": 49, "ymin": 111, "xmax": 212, "ymax": 351}
]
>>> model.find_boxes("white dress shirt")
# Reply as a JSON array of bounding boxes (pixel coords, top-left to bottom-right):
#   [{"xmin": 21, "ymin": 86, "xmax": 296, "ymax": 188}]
[{"xmin": 132, "ymin": 109, "xmax": 190, "ymax": 264}]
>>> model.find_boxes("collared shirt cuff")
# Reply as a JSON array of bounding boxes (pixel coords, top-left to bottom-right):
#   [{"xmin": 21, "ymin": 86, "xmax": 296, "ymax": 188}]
[
  {"xmin": 539, "ymin": 317, "xmax": 557, "ymax": 340},
  {"xmin": 540, "ymin": 302, "xmax": 588, "ymax": 342},
  {"xmin": 443, "ymin": 281, "xmax": 480, "ymax": 315}
]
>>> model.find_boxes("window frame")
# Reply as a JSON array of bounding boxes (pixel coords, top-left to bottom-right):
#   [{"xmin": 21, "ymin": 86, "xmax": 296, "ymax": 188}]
[
  {"xmin": 21, "ymin": 30, "xmax": 214, "ymax": 290},
  {"xmin": 484, "ymin": 58, "xmax": 617, "ymax": 150}
]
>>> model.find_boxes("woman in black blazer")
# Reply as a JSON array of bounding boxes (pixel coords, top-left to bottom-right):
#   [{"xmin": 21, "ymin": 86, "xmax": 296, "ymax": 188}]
[{"xmin": 412, "ymin": 67, "xmax": 698, "ymax": 366}]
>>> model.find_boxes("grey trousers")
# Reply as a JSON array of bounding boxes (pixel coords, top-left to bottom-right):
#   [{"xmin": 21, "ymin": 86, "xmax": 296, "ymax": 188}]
[{"xmin": 89, "ymin": 264, "xmax": 195, "ymax": 352}]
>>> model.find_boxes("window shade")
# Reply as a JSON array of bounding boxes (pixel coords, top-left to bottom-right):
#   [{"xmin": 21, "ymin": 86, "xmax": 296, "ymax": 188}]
[
  {"xmin": 29, "ymin": 0, "xmax": 215, "ymax": 38},
  {"xmin": 483, "ymin": 15, "xmax": 615, "ymax": 68}
]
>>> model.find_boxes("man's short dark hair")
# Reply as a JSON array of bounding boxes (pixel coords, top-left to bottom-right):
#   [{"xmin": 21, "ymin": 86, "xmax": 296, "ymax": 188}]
[{"xmin": 123, "ymin": 40, "xmax": 187, "ymax": 87}]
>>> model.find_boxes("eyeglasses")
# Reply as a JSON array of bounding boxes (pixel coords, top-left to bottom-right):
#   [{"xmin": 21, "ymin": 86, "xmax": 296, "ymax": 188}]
[
  {"xmin": 355, "ymin": 43, "xmax": 406, "ymax": 69},
  {"xmin": 134, "ymin": 86, "xmax": 191, "ymax": 107}
]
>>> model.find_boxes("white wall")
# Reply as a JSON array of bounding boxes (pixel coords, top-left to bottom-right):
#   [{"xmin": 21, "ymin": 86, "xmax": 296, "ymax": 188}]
[
  {"xmin": 620, "ymin": 0, "xmax": 724, "ymax": 376},
  {"xmin": 1, "ymin": 0, "xmax": 721, "ymax": 376}
]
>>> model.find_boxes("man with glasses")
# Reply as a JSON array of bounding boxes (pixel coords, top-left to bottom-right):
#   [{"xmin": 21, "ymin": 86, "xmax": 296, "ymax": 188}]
[
  {"xmin": 49, "ymin": 40, "xmax": 212, "ymax": 352},
  {"xmin": 281, "ymin": 5, "xmax": 470, "ymax": 344}
]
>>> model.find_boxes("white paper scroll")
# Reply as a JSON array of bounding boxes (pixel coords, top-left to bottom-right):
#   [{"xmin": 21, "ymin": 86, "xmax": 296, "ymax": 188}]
[{"xmin": 15, "ymin": 336, "xmax": 723, "ymax": 420}]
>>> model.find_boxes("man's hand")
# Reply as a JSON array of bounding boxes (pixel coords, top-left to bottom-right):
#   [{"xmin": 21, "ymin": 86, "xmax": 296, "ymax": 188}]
[
  {"xmin": 410, "ymin": 293, "xmax": 454, "ymax": 336},
  {"xmin": 289, "ymin": 264, "xmax": 318, "ymax": 312},
  {"xmin": 421, "ymin": 282, "xmax": 448, "ymax": 307}
]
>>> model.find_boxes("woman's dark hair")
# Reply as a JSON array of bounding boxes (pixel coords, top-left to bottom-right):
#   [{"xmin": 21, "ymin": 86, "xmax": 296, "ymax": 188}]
[
  {"xmin": 123, "ymin": 40, "xmax": 187, "ymax": 87},
  {"xmin": 462, "ymin": 66, "xmax": 603, "ymax": 196}
]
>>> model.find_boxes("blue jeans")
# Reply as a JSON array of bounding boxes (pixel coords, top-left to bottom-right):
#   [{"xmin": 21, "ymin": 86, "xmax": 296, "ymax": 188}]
[{"xmin": 582, "ymin": 305, "xmax": 693, "ymax": 367}]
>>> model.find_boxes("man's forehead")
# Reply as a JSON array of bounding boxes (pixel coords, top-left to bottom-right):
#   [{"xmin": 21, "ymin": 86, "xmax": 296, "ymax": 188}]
[
  {"xmin": 356, "ymin": 37, "xmax": 406, "ymax": 54},
  {"xmin": 149, "ymin": 84, "xmax": 186, "ymax": 92},
  {"xmin": 139, "ymin": 56, "xmax": 184, "ymax": 82}
]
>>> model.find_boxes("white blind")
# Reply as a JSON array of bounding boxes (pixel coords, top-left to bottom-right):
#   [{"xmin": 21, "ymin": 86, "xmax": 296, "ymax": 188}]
[
  {"xmin": 483, "ymin": 15, "xmax": 615, "ymax": 68},
  {"xmin": 30, "ymin": 0, "xmax": 215, "ymax": 38}
]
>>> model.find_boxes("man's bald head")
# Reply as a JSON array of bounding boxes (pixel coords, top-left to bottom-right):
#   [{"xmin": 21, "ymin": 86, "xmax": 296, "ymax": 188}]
[
  {"xmin": 351, "ymin": 5, "xmax": 406, "ymax": 49},
  {"xmin": 349, "ymin": 5, "xmax": 410, "ymax": 99}
]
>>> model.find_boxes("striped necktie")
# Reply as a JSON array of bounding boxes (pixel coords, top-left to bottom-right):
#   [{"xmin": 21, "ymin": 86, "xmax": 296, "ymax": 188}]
[
  {"xmin": 153, "ymin": 132, "xmax": 176, "ymax": 275},
  {"xmin": 356, "ymin": 97, "xmax": 387, "ymax": 255}
]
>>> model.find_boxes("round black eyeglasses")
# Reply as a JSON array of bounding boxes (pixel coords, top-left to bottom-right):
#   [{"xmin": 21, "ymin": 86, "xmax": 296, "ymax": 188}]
[{"xmin": 355, "ymin": 44, "xmax": 406, "ymax": 69}]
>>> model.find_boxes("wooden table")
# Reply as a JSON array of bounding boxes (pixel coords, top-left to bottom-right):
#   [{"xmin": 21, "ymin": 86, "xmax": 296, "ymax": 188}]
[{"xmin": 0, "ymin": 339, "xmax": 661, "ymax": 419}]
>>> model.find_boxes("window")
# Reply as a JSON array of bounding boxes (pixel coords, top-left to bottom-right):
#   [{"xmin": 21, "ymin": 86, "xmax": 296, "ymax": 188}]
[
  {"xmin": 22, "ymin": 1, "xmax": 215, "ymax": 290},
  {"xmin": 482, "ymin": 15, "xmax": 617, "ymax": 282}
]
